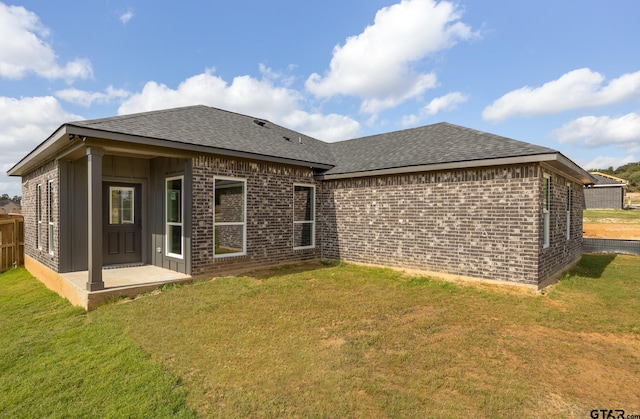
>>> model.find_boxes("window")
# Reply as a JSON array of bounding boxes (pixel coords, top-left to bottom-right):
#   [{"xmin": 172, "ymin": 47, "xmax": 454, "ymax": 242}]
[
  {"xmin": 166, "ymin": 176, "xmax": 183, "ymax": 258},
  {"xmin": 214, "ymin": 177, "xmax": 246, "ymax": 257},
  {"xmin": 566, "ymin": 183, "xmax": 572, "ymax": 240},
  {"xmin": 36, "ymin": 183, "xmax": 42, "ymax": 250},
  {"xmin": 48, "ymin": 180, "xmax": 54, "ymax": 255},
  {"xmin": 543, "ymin": 174, "xmax": 551, "ymax": 249},
  {"xmin": 109, "ymin": 186, "xmax": 135, "ymax": 225},
  {"xmin": 293, "ymin": 184, "xmax": 315, "ymax": 249}
]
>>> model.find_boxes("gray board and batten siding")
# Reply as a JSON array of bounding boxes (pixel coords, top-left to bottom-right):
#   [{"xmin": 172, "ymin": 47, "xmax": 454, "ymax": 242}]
[{"xmin": 59, "ymin": 154, "xmax": 191, "ymax": 275}]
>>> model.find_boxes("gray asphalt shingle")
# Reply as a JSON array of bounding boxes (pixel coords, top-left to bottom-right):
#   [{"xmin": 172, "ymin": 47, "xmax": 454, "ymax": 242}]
[
  {"xmin": 68, "ymin": 106, "xmax": 561, "ymax": 175},
  {"xmin": 324, "ymin": 122, "xmax": 558, "ymax": 175},
  {"xmin": 590, "ymin": 173, "xmax": 627, "ymax": 185},
  {"xmin": 70, "ymin": 105, "xmax": 334, "ymax": 167}
]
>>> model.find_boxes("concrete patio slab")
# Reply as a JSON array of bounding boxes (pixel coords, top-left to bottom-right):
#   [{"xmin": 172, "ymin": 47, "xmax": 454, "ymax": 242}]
[
  {"xmin": 62, "ymin": 265, "xmax": 191, "ymax": 289},
  {"xmin": 26, "ymin": 256, "xmax": 192, "ymax": 311}
]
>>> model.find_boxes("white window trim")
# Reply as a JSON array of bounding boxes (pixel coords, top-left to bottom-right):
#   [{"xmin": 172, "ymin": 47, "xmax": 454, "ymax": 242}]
[
  {"xmin": 109, "ymin": 186, "xmax": 135, "ymax": 225},
  {"xmin": 566, "ymin": 182, "xmax": 572, "ymax": 241},
  {"xmin": 36, "ymin": 183, "xmax": 42, "ymax": 251},
  {"xmin": 48, "ymin": 180, "xmax": 54, "ymax": 255},
  {"xmin": 166, "ymin": 176, "xmax": 184, "ymax": 259},
  {"xmin": 543, "ymin": 174, "xmax": 551, "ymax": 249},
  {"xmin": 293, "ymin": 183, "xmax": 315, "ymax": 250},
  {"xmin": 213, "ymin": 176, "xmax": 247, "ymax": 258}
]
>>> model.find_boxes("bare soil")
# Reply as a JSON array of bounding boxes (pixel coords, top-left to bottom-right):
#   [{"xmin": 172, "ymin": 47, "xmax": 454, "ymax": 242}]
[{"xmin": 583, "ymin": 223, "xmax": 640, "ymax": 239}]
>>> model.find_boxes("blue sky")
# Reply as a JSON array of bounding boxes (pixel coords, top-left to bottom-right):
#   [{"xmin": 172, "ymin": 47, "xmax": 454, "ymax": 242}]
[{"xmin": 1, "ymin": 0, "xmax": 639, "ymax": 197}]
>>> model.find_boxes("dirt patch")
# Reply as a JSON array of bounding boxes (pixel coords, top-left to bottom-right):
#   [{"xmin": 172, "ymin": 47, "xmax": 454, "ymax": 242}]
[
  {"xmin": 583, "ymin": 223, "xmax": 640, "ymax": 239},
  {"xmin": 321, "ymin": 336, "xmax": 345, "ymax": 349}
]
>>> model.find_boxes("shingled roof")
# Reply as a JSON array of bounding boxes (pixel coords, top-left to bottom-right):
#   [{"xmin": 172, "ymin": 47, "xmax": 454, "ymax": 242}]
[
  {"xmin": 8, "ymin": 105, "xmax": 594, "ymax": 184},
  {"xmin": 324, "ymin": 122, "xmax": 558, "ymax": 175},
  {"xmin": 589, "ymin": 172, "xmax": 628, "ymax": 186},
  {"xmin": 68, "ymin": 105, "xmax": 334, "ymax": 168}
]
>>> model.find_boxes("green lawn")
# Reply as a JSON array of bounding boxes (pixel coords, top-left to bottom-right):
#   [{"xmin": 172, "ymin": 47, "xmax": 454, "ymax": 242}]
[
  {"xmin": 2, "ymin": 256, "xmax": 640, "ymax": 417},
  {"xmin": 584, "ymin": 208, "xmax": 640, "ymax": 223},
  {"xmin": 0, "ymin": 268, "xmax": 195, "ymax": 418}
]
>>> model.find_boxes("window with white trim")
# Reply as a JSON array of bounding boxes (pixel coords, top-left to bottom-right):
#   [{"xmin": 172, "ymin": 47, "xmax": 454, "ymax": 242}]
[
  {"xmin": 293, "ymin": 184, "xmax": 315, "ymax": 249},
  {"xmin": 214, "ymin": 177, "xmax": 246, "ymax": 257},
  {"xmin": 36, "ymin": 183, "xmax": 42, "ymax": 250},
  {"xmin": 166, "ymin": 176, "xmax": 183, "ymax": 258},
  {"xmin": 566, "ymin": 183, "xmax": 572, "ymax": 240},
  {"xmin": 48, "ymin": 180, "xmax": 54, "ymax": 255},
  {"xmin": 543, "ymin": 174, "xmax": 551, "ymax": 249}
]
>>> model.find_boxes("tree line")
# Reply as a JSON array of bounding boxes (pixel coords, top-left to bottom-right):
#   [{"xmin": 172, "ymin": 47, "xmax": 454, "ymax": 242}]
[{"xmin": 0, "ymin": 194, "xmax": 21, "ymax": 203}]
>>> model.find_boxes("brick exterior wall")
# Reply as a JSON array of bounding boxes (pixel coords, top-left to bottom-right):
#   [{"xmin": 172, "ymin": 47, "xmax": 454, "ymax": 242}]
[
  {"xmin": 318, "ymin": 163, "xmax": 583, "ymax": 286},
  {"xmin": 21, "ymin": 160, "xmax": 59, "ymax": 271},
  {"xmin": 538, "ymin": 169, "xmax": 584, "ymax": 283},
  {"xmin": 191, "ymin": 156, "xmax": 319, "ymax": 276},
  {"xmin": 19, "ymin": 152, "xmax": 584, "ymax": 289},
  {"xmin": 584, "ymin": 186, "xmax": 624, "ymax": 209}
]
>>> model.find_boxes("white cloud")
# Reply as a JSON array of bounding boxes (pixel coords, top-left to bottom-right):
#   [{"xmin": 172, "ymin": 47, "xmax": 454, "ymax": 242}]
[
  {"xmin": 483, "ymin": 68, "xmax": 640, "ymax": 123},
  {"xmin": 281, "ymin": 111, "xmax": 361, "ymax": 143},
  {"xmin": 305, "ymin": 0, "xmax": 475, "ymax": 115},
  {"xmin": 118, "ymin": 69, "xmax": 361, "ymax": 142},
  {"xmin": 0, "ymin": 3, "xmax": 93, "ymax": 81},
  {"xmin": 119, "ymin": 10, "xmax": 134, "ymax": 24},
  {"xmin": 552, "ymin": 113, "xmax": 640, "ymax": 152},
  {"xmin": 582, "ymin": 155, "xmax": 637, "ymax": 171},
  {"xmin": 56, "ymin": 86, "xmax": 131, "ymax": 107},
  {"xmin": 0, "ymin": 96, "xmax": 83, "ymax": 197},
  {"xmin": 402, "ymin": 91, "xmax": 467, "ymax": 125}
]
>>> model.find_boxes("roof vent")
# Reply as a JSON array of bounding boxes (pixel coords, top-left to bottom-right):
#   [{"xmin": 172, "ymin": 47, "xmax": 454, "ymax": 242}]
[
  {"xmin": 283, "ymin": 136, "xmax": 291, "ymax": 141},
  {"xmin": 253, "ymin": 119, "xmax": 266, "ymax": 127}
]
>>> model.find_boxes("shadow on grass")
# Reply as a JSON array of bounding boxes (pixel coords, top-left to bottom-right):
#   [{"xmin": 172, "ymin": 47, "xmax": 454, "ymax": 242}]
[
  {"xmin": 246, "ymin": 260, "xmax": 340, "ymax": 279},
  {"xmin": 567, "ymin": 254, "xmax": 617, "ymax": 279}
]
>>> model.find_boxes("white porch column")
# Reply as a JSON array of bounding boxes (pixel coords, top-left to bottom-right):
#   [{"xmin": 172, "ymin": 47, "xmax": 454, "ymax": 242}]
[{"xmin": 86, "ymin": 147, "xmax": 104, "ymax": 291}]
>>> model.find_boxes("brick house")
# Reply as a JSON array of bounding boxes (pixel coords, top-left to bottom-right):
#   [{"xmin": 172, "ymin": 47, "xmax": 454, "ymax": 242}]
[
  {"xmin": 8, "ymin": 105, "xmax": 595, "ymax": 303},
  {"xmin": 584, "ymin": 172, "xmax": 628, "ymax": 209}
]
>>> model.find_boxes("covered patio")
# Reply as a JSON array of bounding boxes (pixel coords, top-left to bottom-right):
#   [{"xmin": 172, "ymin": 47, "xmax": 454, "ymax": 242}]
[{"xmin": 26, "ymin": 256, "xmax": 192, "ymax": 310}]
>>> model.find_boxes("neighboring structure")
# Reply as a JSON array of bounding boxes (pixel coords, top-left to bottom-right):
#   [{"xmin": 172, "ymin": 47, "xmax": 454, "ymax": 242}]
[
  {"xmin": 0, "ymin": 199, "xmax": 21, "ymax": 215},
  {"xmin": 584, "ymin": 172, "xmax": 628, "ymax": 209},
  {"xmin": 8, "ymin": 105, "xmax": 595, "ymax": 304}
]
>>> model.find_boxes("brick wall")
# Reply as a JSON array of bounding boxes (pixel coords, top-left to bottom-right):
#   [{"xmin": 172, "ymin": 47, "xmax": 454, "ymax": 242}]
[
  {"xmin": 538, "ymin": 169, "xmax": 584, "ymax": 283},
  {"xmin": 319, "ymin": 164, "xmax": 545, "ymax": 285},
  {"xmin": 191, "ymin": 156, "xmax": 319, "ymax": 276},
  {"xmin": 21, "ymin": 160, "xmax": 59, "ymax": 271}
]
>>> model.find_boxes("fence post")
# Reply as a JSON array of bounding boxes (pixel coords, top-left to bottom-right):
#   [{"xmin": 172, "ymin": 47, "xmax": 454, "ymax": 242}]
[{"xmin": 13, "ymin": 219, "xmax": 18, "ymax": 268}]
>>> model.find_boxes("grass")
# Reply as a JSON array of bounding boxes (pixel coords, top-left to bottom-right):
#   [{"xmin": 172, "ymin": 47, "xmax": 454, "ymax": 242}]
[
  {"xmin": 0, "ymin": 268, "xmax": 195, "ymax": 418},
  {"xmin": 584, "ymin": 208, "xmax": 640, "ymax": 223},
  {"xmin": 2, "ymin": 256, "xmax": 640, "ymax": 417}
]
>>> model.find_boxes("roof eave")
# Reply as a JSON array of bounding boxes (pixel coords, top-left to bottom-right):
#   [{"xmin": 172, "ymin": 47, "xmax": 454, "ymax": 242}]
[
  {"xmin": 315, "ymin": 153, "xmax": 595, "ymax": 185},
  {"xmin": 7, "ymin": 125, "xmax": 69, "ymax": 177},
  {"xmin": 65, "ymin": 125, "xmax": 334, "ymax": 170},
  {"xmin": 8, "ymin": 124, "xmax": 334, "ymax": 177}
]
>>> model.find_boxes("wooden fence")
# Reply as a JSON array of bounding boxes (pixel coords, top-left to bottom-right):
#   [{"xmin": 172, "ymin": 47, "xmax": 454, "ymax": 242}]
[{"xmin": 0, "ymin": 217, "xmax": 24, "ymax": 272}]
